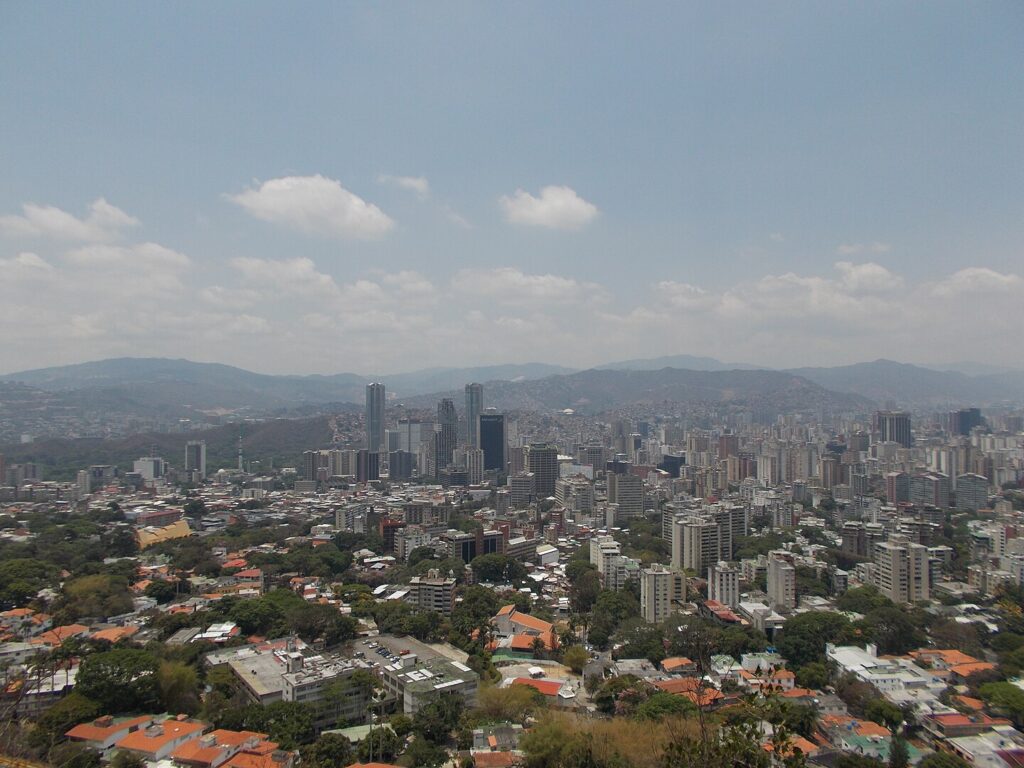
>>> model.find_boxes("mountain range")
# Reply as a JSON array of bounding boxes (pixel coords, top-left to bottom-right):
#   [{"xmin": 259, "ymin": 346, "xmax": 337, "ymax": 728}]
[{"xmin": 1, "ymin": 355, "xmax": 1022, "ymax": 430}]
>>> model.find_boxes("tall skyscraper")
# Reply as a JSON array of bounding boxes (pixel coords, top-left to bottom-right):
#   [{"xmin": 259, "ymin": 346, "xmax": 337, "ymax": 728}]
[
  {"xmin": 525, "ymin": 443, "xmax": 559, "ymax": 498},
  {"xmin": 435, "ymin": 398, "xmax": 458, "ymax": 471},
  {"xmin": 479, "ymin": 413, "xmax": 506, "ymax": 472},
  {"xmin": 873, "ymin": 410, "xmax": 912, "ymax": 448},
  {"xmin": 465, "ymin": 383, "xmax": 483, "ymax": 449},
  {"xmin": 184, "ymin": 440, "xmax": 207, "ymax": 480},
  {"xmin": 365, "ymin": 383, "xmax": 386, "ymax": 452}
]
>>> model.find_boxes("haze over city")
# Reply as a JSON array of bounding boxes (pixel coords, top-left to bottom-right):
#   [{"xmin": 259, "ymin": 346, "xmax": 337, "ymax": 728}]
[{"xmin": 2, "ymin": 3, "xmax": 1022, "ymax": 375}]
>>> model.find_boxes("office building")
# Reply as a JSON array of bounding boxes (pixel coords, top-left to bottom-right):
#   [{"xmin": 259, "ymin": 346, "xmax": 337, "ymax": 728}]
[
  {"xmin": 184, "ymin": 440, "xmax": 207, "ymax": 480},
  {"xmin": 365, "ymin": 383, "xmax": 386, "ymax": 452},
  {"xmin": 465, "ymin": 448, "xmax": 484, "ymax": 485},
  {"xmin": 465, "ymin": 383, "xmax": 483, "ymax": 449},
  {"xmin": 435, "ymin": 399, "xmax": 458, "ymax": 471},
  {"xmin": 607, "ymin": 472, "xmax": 643, "ymax": 519},
  {"xmin": 525, "ymin": 443, "xmax": 559, "ymax": 498},
  {"xmin": 356, "ymin": 450, "xmax": 380, "ymax": 483},
  {"xmin": 949, "ymin": 408, "xmax": 983, "ymax": 436},
  {"xmin": 388, "ymin": 450, "xmax": 414, "ymax": 481},
  {"xmin": 708, "ymin": 561, "xmax": 741, "ymax": 609},
  {"xmin": 479, "ymin": 413, "xmax": 506, "ymax": 472},
  {"xmin": 874, "ymin": 410, "xmax": 913, "ymax": 448},
  {"xmin": 639, "ymin": 564, "xmax": 686, "ymax": 623}
]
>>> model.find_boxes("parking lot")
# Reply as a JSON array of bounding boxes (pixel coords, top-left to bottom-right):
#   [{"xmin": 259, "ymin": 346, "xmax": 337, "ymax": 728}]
[{"xmin": 349, "ymin": 633, "xmax": 462, "ymax": 669}]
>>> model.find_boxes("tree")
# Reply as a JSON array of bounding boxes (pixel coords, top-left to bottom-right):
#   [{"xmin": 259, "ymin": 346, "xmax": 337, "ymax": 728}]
[
  {"xmin": 776, "ymin": 611, "xmax": 850, "ymax": 668},
  {"xmin": 634, "ymin": 692, "xmax": 697, "ymax": 721},
  {"xmin": 30, "ymin": 692, "xmax": 101, "ymax": 751},
  {"xmin": 864, "ymin": 698, "xmax": 904, "ymax": 733},
  {"xmin": 109, "ymin": 751, "xmax": 147, "ymax": 768},
  {"xmin": 471, "ymin": 553, "xmax": 527, "ymax": 583},
  {"xmin": 389, "ymin": 713, "xmax": 414, "ymax": 738},
  {"xmin": 57, "ymin": 574, "xmax": 134, "ymax": 621},
  {"xmin": 856, "ymin": 607, "xmax": 925, "ymax": 656},
  {"xmin": 241, "ymin": 701, "xmax": 315, "ymax": 748},
  {"xmin": 889, "ymin": 735, "xmax": 909, "ymax": 768},
  {"xmin": 563, "ymin": 645, "xmax": 589, "ymax": 674},
  {"xmin": 795, "ymin": 662, "xmax": 829, "ymax": 691},
  {"xmin": 570, "ymin": 570, "xmax": 602, "ymax": 613},
  {"xmin": 299, "ymin": 733, "xmax": 353, "ymax": 768},
  {"xmin": 475, "ymin": 684, "xmax": 546, "ymax": 724},
  {"xmin": 144, "ymin": 580, "xmax": 178, "ymax": 604},
  {"xmin": 75, "ymin": 649, "xmax": 159, "ymax": 713},
  {"xmin": 979, "ymin": 682, "xmax": 1024, "ymax": 726},
  {"xmin": 414, "ymin": 694, "xmax": 464, "ymax": 745},
  {"xmin": 357, "ymin": 726, "xmax": 401, "ymax": 763},
  {"xmin": 835, "ymin": 586, "xmax": 894, "ymax": 614},
  {"xmin": 157, "ymin": 661, "xmax": 200, "ymax": 714},
  {"xmin": 403, "ymin": 737, "xmax": 447, "ymax": 768}
]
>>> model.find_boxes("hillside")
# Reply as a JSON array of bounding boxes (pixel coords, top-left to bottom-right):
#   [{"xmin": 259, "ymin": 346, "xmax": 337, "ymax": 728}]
[
  {"xmin": 788, "ymin": 359, "xmax": 1024, "ymax": 407},
  {"xmin": 0, "ymin": 357, "xmax": 574, "ymax": 410},
  {"xmin": 402, "ymin": 367, "xmax": 872, "ymax": 413},
  {"xmin": 0, "ymin": 416, "xmax": 339, "ymax": 481}
]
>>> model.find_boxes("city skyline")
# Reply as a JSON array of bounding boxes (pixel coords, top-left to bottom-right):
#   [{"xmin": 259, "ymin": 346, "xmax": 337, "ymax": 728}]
[{"xmin": 2, "ymin": 4, "xmax": 1022, "ymax": 375}]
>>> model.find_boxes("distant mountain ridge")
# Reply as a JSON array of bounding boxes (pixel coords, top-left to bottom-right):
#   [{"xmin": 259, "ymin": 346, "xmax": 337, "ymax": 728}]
[
  {"xmin": 785, "ymin": 359, "xmax": 1024, "ymax": 407},
  {"xmin": 400, "ymin": 367, "xmax": 872, "ymax": 414},
  {"xmin": 2, "ymin": 356, "xmax": 1022, "ymax": 418}
]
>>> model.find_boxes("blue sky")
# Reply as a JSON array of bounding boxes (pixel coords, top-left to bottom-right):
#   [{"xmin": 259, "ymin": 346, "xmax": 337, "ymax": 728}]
[{"xmin": 1, "ymin": 3, "xmax": 1021, "ymax": 374}]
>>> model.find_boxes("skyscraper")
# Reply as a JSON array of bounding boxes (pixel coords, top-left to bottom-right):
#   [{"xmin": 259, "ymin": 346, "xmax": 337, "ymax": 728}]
[
  {"xmin": 479, "ymin": 413, "xmax": 506, "ymax": 472},
  {"xmin": 465, "ymin": 383, "xmax": 483, "ymax": 449},
  {"xmin": 184, "ymin": 440, "xmax": 207, "ymax": 480},
  {"xmin": 873, "ymin": 410, "xmax": 912, "ymax": 448},
  {"xmin": 365, "ymin": 383, "xmax": 386, "ymax": 452},
  {"xmin": 525, "ymin": 443, "xmax": 559, "ymax": 498},
  {"xmin": 435, "ymin": 398, "xmax": 458, "ymax": 471}
]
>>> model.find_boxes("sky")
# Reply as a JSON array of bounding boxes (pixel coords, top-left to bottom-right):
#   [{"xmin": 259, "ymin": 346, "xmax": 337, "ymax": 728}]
[{"xmin": 1, "ymin": 2, "xmax": 1022, "ymax": 376}]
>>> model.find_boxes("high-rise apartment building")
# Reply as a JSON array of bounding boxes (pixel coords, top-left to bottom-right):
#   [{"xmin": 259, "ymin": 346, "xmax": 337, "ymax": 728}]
[
  {"xmin": 874, "ymin": 535, "xmax": 930, "ymax": 604},
  {"xmin": 525, "ymin": 443, "xmax": 559, "ymax": 498},
  {"xmin": 640, "ymin": 564, "xmax": 687, "ymax": 623},
  {"xmin": 479, "ymin": 413, "xmax": 506, "ymax": 472},
  {"xmin": 956, "ymin": 473, "xmax": 989, "ymax": 511},
  {"xmin": 365, "ymin": 383, "xmax": 386, "ymax": 452},
  {"xmin": 708, "ymin": 561, "xmax": 740, "ymax": 608},
  {"xmin": 464, "ymin": 383, "xmax": 483, "ymax": 449},
  {"xmin": 672, "ymin": 516, "xmax": 720, "ymax": 574},
  {"xmin": 874, "ymin": 410, "xmax": 913, "ymax": 448},
  {"xmin": 185, "ymin": 440, "xmax": 207, "ymax": 480},
  {"xmin": 766, "ymin": 551, "xmax": 796, "ymax": 611}
]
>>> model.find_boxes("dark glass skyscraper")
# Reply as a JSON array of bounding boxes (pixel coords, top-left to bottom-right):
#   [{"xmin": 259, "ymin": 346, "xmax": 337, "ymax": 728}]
[{"xmin": 479, "ymin": 413, "xmax": 506, "ymax": 471}]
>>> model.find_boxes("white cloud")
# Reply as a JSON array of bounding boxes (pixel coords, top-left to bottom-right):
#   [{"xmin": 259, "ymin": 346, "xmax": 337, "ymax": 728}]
[
  {"xmin": 377, "ymin": 174, "xmax": 430, "ymax": 199},
  {"xmin": 836, "ymin": 241, "xmax": 892, "ymax": 255},
  {"xmin": 231, "ymin": 256, "xmax": 341, "ymax": 297},
  {"xmin": 929, "ymin": 267, "xmax": 1022, "ymax": 297},
  {"xmin": 499, "ymin": 185, "xmax": 598, "ymax": 230},
  {"xmin": 834, "ymin": 260, "xmax": 902, "ymax": 292},
  {"xmin": 227, "ymin": 175, "xmax": 394, "ymax": 239},
  {"xmin": 452, "ymin": 267, "xmax": 607, "ymax": 304},
  {"xmin": 0, "ymin": 252, "xmax": 53, "ymax": 273},
  {"xmin": 65, "ymin": 242, "xmax": 190, "ymax": 270},
  {"xmin": 0, "ymin": 198, "xmax": 139, "ymax": 242}
]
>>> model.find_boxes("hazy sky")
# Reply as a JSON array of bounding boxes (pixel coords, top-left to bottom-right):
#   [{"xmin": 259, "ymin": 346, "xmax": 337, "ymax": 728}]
[{"xmin": 1, "ymin": 3, "xmax": 1022, "ymax": 375}]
